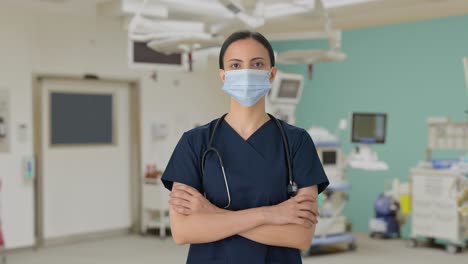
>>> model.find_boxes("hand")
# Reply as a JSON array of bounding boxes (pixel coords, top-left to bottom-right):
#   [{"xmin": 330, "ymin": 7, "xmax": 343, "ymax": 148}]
[
  {"xmin": 266, "ymin": 195, "xmax": 319, "ymax": 228},
  {"xmin": 169, "ymin": 183, "xmax": 223, "ymax": 215}
]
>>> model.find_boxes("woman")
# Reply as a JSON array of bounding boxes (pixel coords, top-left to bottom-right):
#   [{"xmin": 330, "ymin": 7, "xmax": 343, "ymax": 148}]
[{"xmin": 161, "ymin": 30, "xmax": 329, "ymax": 264}]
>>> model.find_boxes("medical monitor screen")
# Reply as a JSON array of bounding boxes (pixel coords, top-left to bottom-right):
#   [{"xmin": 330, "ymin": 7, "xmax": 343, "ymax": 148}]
[
  {"xmin": 277, "ymin": 79, "xmax": 301, "ymax": 99},
  {"xmin": 351, "ymin": 113, "xmax": 387, "ymax": 144},
  {"xmin": 322, "ymin": 151, "xmax": 337, "ymax": 165}
]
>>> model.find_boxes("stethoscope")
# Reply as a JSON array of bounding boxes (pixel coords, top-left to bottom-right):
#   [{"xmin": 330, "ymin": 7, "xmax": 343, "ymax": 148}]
[{"xmin": 201, "ymin": 113, "xmax": 298, "ymax": 209}]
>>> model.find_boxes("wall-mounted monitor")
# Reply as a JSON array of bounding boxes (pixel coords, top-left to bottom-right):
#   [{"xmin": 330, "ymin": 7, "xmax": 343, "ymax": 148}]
[
  {"xmin": 269, "ymin": 71, "xmax": 304, "ymax": 105},
  {"xmin": 351, "ymin": 113, "xmax": 387, "ymax": 144}
]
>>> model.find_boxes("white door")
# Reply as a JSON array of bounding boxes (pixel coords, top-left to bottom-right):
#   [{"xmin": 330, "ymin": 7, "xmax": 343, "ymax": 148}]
[{"xmin": 39, "ymin": 78, "xmax": 132, "ymax": 240}]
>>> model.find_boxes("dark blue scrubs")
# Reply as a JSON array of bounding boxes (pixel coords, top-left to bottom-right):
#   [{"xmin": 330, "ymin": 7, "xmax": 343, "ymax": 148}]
[{"xmin": 162, "ymin": 116, "xmax": 329, "ymax": 264}]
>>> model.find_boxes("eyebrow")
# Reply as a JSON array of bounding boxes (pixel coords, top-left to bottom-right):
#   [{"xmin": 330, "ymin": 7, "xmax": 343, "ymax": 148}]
[
  {"xmin": 250, "ymin": 57, "xmax": 265, "ymax": 61},
  {"xmin": 227, "ymin": 57, "xmax": 266, "ymax": 62}
]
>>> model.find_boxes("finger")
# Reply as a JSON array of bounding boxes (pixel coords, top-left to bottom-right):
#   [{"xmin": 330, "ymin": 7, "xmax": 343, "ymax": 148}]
[
  {"xmin": 170, "ymin": 189, "xmax": 192, "ymax": 198},
  {"xmin": 171, "ymin": 205, "xmax": 191, "ymax": 215},
  {"xmin": 172, "ymin": 184, "xmax": 193, "ymax": 193},
  {"xmin": 170, "ymin": 190, "xmax": 193, "ymax": 202},
  {"xmin": 298, "ymin": 216, "xmax": 316, "ymax": 226},
  {"xmin": 169, "ymin": 197, "xmax": 192, "ymax": 208},
  {"xmin": 298, "ymin": 202, "xmax": 320, "ymax": 217},
  {"xmin": 295, "ymin": 218, "xmax": 312, "ymax": 228},
  {"xmin": 176, "ymin": 206, "xmax": 191, "ymax": 215},
  {"xmin": 298, "ymin": 211, "xmax": 316, "ymax": 223},
  {"xmin": 311, "ymin": 209, "xmax": 320, "ymax": 218},
  {"xmin": 299, "ymin": 211, "xmax": 318, "ymax": 224},
  {"xmin": 174, "ymin": 184, "xmax": 200, "ymax": 196},
  {"xmin": 170, "ymin": 203, "xmax": 191, "ymax": 213},
  {"xmin": 294, "ymin": 195, "xmax": 317, "ymax": 203},
  {"xmin": 298, "ymin": 201, "xmax": 314, "ymax": 209}
]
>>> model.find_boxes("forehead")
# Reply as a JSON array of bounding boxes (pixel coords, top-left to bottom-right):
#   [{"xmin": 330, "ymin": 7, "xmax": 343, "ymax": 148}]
[{"xmin": 224, "ymin": 38, "xmax": 270, "ymax": 61}]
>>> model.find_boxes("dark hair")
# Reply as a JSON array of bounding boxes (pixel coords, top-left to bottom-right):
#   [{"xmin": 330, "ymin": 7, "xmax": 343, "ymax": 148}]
[{"xmin": 219, "ymin": 30, "xmax": 275, "ymax": 70}]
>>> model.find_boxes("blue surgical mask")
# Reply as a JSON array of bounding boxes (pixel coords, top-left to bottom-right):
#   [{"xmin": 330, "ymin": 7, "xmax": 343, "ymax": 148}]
[{"xmin": 222, "ymin": 69, "xmax": 272, "ymax": 107}]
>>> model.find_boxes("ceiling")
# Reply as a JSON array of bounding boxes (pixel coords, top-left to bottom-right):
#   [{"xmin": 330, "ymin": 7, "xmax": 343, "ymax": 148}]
[
  {"xmin": 262, "ymin": 0, "xmax": 468, "ymax": 39},
  {"xmin": 3, "ymin": 0, "xmax": 468, "ymax": 39},
  {"xmin": 1, "ymin": 0, "xmax": 110, "ymax": 16}
]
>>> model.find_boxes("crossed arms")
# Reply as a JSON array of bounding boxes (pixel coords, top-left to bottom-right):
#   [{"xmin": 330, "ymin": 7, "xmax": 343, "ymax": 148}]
[{"xmin": 168, "ymin": 182, "xmax": 319, "ymax": 250}]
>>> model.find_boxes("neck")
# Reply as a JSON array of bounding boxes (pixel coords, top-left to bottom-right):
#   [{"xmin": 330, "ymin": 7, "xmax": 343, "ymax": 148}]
[{"xmin": 226, "ymin": 97, "xmax": 270, "ymax": 133}]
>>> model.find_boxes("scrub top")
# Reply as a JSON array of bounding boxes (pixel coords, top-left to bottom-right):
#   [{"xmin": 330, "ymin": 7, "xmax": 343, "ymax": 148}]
[{"xmin": 162, "ymin": 115, "xmax": 329, "ymax": 264}]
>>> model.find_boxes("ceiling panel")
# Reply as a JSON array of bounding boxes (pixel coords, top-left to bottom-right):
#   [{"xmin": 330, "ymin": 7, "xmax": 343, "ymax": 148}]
[{"xmin": 2, "ymin": 0, "xmax": 468, "ymax": 37}]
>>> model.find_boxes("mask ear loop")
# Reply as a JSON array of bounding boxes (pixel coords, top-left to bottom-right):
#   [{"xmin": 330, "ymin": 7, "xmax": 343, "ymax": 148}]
[{"xmin": 268, "ymin": 68, "xmax": 275, "ymax": 83}]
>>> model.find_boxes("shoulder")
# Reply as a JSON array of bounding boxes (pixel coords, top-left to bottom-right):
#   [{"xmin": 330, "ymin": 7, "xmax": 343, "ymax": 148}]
[
  {"xmin": 278, "ymin": 120, "xmax": 315, "ymax": 153},
  {"xmin": 279, "ymin": 120, "xmax": 311, "ymax": 142},
  {"xmin": 180, "ymin": 117, "xmax": 221, "ymax": 150}
]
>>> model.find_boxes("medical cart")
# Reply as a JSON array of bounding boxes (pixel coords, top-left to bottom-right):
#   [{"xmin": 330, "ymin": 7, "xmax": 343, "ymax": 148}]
[
  {"xmin": 303, "ymin": 135, "xmax": 356, "ymax": 255},
  {"xmin": 407, "ymin": 118, "xmax": 468, "ymax": 254},
  {"xmin": 308, "ymin": 182, "xmax": 356, "ymax": 254},
  {"xmin": 408, "ymin": 169, "xmax": 468, "ymax": 253}
]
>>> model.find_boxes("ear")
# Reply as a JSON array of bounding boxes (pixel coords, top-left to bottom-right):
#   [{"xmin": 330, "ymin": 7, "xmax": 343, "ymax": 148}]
[
  {"xmin": 269, "ymin": 66, "xmax": 278, "ymax": 83},
  {"xmin": 218, "ymin": 69, "xmax": 225, "ymax": 82}
]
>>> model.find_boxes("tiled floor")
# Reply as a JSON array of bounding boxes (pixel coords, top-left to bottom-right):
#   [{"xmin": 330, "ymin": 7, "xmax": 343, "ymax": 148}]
[{"xmin": 6, "ymin": 233, "xmax": 467, "ymax": 264}]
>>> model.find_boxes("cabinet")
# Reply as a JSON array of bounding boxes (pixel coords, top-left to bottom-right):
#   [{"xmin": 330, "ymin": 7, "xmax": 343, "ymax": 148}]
[{"xmin": 141, "ymin": 180, "xmax": 170, "ymax": 238}]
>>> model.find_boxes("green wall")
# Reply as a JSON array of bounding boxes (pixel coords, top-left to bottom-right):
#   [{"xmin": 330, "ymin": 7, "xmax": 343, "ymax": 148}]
[{"xmin": 272, "ymin": 15, "xmax": 468, "ymax": 237}]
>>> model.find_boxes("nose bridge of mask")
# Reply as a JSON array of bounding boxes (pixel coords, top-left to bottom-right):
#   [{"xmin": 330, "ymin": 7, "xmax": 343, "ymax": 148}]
[
  {"xmin": 225, "ymin": 69, "xmax": 270, "ymax": 86},
  {"xmin": 249, "ymin": 69, "xmax": 271, "ymax": 83}
]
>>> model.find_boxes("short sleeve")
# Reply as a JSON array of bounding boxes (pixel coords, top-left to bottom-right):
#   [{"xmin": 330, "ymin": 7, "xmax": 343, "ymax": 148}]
[
  {"xmin": 161, "ymin": 132, "xmax": 203, "ymax": 192},
  {"xmin": 292, "ymin": 130, "xmax": 329, "ymax": 194}
]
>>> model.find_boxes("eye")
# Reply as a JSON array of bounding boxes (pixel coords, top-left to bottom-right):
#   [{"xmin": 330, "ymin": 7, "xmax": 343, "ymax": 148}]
[
  {"xmin": 230, "ymin": 63, "xmax": 240, "ymax": 69},
  {"xmin": 253, "ymin": 62, "xmax": 264, "ymax": 68}
]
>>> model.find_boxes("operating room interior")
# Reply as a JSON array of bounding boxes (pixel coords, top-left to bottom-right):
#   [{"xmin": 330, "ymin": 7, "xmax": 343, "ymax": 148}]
[{"xmin": 0, "ymin": 0, "xmax": 468, "ymax": 263}]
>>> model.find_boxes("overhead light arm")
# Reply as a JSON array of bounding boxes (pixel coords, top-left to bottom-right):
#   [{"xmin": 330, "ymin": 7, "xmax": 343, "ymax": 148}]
[
  {"xmin": 217, "ymin": 0, "xmax": 265, "ymax": 29},
  {"xmin": 314, "ymin": 0, "xmax": 341, "ymax": 50},
  {"xmin": 128, "ymin": 0, "xmax": 149, "ymax": 36}
]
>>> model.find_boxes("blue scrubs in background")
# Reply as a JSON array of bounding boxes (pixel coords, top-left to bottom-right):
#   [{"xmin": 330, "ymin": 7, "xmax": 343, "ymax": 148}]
[{"xmin": 162, "ymin": 116, "xmax": 329, "ymax": 264}]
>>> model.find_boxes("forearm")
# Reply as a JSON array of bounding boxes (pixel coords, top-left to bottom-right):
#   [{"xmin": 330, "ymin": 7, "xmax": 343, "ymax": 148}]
[
  {"xmin": 215, "ymin": 207, "xmax": 315, "ymax": 250},
  {"xmin": 170, "ymin": 205, "xmax": 268, "ymax": 245},
  {"xmin": 168, "ymin": 183, "xmax": 318, "ymax": 248},
  {"xmin": 243, "ymin": 186, "xmax": 318, "ymax": 249},
  {"xmin": 239, "ymin": 224, "xmax": 315, "ymax": 250}
]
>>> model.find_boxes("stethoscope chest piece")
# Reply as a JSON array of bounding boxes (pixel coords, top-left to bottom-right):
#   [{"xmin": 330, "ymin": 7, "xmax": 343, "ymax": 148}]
[{"xmin": 288, "ymin": 181, "xmax": 298, "ymax": 197}]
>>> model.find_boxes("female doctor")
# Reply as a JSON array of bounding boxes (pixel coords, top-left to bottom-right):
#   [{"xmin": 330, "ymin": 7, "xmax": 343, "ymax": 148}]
[{"xmin": 161, "ymin": 30, "xmax": 329, "ymax": 264}]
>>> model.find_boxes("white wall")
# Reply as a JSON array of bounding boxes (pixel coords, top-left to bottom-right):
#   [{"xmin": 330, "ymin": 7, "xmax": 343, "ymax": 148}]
[{"xmin": 0, "ymin": 7, "xmax": 228, "ymax": 249}]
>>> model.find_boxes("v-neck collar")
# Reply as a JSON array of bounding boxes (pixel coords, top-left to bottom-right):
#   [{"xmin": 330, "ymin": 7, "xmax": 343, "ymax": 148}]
[{"xmin": 223, "ymin": 117, "xmax": 273, "ymax": 142}]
